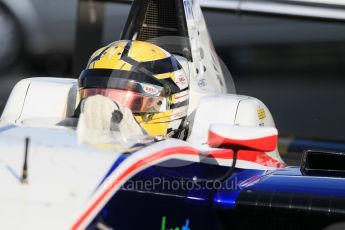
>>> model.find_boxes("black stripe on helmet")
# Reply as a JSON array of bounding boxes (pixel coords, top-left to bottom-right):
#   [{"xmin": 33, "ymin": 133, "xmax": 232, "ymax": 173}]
[
  {"xmin": 87, "ymin": 45, "xmax": 111, "ymax": 68},
  {"xmin": 120, "ymin": 41, "xmax": 140, "ymax": 66},
  {"xmin": 170, "ymin": 100, "xmax": 189, "ymax": 109},
  {"xmin": 136, "ymin": 56, "xmax": 182, "ymax": 75},
  {"xmin": 119, "ymin": 41, "xmax": 182, "ymax": 75},
  {"xmin": 79, "ymin": 69, "xmax": 184, "ymax": 94}
]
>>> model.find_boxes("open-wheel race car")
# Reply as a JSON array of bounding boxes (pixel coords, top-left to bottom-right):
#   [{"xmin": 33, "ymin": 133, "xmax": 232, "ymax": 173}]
[{"xmin": 0, "ymin": 0, "xmax": 345, "ymax": 229}]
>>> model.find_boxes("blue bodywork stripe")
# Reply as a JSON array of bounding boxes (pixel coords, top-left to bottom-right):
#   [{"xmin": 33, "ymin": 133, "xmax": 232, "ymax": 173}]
[
  {"xmin": 289, "ymin": 139, "xmax": 345, "ymax": 152},
  {"xmin": 0, "ymin": 125, "xmax": 16, "ymax": 133},
  {"xmin": 213, "ymin": 169, "xmax": 267, "ymax": 209},
  {"xmin": 93, "ymin": 143, "xmax": 148, "ymax": 193}
]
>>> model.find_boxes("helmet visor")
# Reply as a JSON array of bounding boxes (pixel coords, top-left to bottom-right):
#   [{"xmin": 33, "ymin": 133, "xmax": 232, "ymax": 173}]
[{"xmin": 80, "ymin": 88, "xmax": 167, "ymax": 113}]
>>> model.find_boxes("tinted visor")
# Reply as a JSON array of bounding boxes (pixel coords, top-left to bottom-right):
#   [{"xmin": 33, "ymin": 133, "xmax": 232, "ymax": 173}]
[
  {"xmin": 80, "ymin": 88, "xmax": 168, "ymax": 113},
  {"xmin": 79, "ymin": 69, "xmax": 181, "ymax": 95}
]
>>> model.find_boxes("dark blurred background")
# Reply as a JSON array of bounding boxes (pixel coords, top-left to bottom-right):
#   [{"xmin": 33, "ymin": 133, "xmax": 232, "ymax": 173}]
[{"xmin": 0, "ymin": 0, "xmax": 344, "ymax": 148}]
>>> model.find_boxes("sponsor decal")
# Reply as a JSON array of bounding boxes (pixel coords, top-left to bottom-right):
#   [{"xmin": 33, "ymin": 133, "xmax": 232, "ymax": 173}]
[
  {"xmin": 257, "ymin": 107, "xmax": 266, "ymax": 120},
  {"xmin": 175, "ymin": 75, "xmax": 188, "ymax": 89},
  {"xmin": 172, "ymin": 110, "xmax": 187, "ymax": 120},
  {"xmin": 141, "ymin": 84, "xmax": 160, "ymax": 96},
  {"xmin": 174, "ymin": 93, "xmax": 188, "ymax": 100},
  {"xmin": 197, "ymin": 79, "xmax": 206, "ymax": 88},
  {"xmin": 161, "ymin": 216, "xmax": 190, "ymax": 230},
  {"xmin": 183, "ymin": 0, "xmax": 194, "ymax": 20},
  {"xmin": 176, "ymin": 75, "xmax": 187, "ymax": 85}
]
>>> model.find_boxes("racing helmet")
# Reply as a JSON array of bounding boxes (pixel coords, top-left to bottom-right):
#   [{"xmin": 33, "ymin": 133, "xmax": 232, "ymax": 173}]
[{"xmin": 78, "ymin": 40, "xmax": 189, "ymax": 137}]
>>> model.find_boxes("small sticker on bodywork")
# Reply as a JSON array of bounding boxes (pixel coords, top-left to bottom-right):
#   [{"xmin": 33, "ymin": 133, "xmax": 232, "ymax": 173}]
[
  {"xmin": 183, "ymin": 0, "xmax": 194, "ymax": 19},
  {"xmin": 161, "ymin": 216, "xmax": 191, "ymax": 230},
  {"xmin": 258, "ymin": 108, "xmax": 266, "ymax": 120},
  {"xmin": 197, "ymin": 79, "xmax": 206, "ymax": 87}
]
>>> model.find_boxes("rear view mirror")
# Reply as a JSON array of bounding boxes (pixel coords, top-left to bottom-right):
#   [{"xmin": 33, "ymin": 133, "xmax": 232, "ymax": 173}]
[{"xmin": 208, "ymin": 124, "xmax": 278, "ymax": 152}]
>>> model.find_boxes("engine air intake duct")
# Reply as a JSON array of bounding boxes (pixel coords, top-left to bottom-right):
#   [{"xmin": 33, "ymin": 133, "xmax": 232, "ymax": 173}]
[{"xmin": 301, "ymin": 150, "xmax": 345, "ymax": 177}]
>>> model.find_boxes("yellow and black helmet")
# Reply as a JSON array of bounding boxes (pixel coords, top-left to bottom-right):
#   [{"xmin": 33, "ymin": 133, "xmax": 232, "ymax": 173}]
[{"xmin": 78, "ymin": 40, "xmax": 189, "ymax": 138}]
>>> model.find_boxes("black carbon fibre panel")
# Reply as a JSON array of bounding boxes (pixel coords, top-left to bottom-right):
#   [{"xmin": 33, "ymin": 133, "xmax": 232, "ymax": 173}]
[
  {"xmin": 215, "ymin": 189, "xmax": 345, "ymax": 230},
  {"xmin": 237, "ymin": 189, "xmax": 345, "ymax": 215}
]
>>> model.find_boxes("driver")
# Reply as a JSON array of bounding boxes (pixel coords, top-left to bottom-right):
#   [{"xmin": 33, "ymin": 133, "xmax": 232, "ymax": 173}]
[{"xmin": 75, "ymin": 40, "xmax": 190, "ymax": 140}]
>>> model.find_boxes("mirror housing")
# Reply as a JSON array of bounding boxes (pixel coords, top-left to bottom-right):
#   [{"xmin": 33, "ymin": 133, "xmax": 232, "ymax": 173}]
[{"xmin": 208, "ymin": 124, "xmax": 278, "ymax": 152}]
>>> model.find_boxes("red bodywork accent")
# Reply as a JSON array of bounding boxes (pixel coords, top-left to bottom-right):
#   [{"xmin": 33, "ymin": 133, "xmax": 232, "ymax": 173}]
[
  {"xmin": 71, "ymin": 145, "xmax": 284, "ymax": 230},
  {"xmin": 208, "ymin": 130, "xmax": 278, "ymax": 152}
]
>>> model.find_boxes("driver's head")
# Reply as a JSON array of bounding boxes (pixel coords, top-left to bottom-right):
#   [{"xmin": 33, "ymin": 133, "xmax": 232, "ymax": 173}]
[{"xmin": 78, "ymin": 40, "xmax": 189, "ymax": 137}]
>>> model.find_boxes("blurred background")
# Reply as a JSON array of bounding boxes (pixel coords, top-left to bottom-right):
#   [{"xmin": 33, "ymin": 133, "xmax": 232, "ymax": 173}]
[{"xmin": 0, "ymin": 0, "xmax": 344, "ymax": 164}]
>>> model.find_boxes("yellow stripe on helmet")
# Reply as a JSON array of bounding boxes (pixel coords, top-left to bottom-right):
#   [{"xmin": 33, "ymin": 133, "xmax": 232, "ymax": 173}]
[
  {"xmin": 153, "ymin": 72, "xmax": 175, "ymax": 80},
  {"xmin": 129, "ymin": 40, "xmax": 169, "ymax": 62},
  {"xmin": 88, "ymin": 41, "xmax": 132, "ymax": 71},
  {"xmin": 134, "ymin": 110, "xmax": 173, "ymax": 136}
]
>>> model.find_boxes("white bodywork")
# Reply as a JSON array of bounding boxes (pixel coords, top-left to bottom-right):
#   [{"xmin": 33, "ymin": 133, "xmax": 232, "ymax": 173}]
[
  {"xmin": 199, "ymin": 0, "xmax": 345, "ymax": 21},
  {"xmin": 0, "ymin": 126, "xmax": 119, "ymax": 229},
  {"xmin": 0, "ymin": 0, "xmax": 284, "ymax": 229},
  {"xmin": 1, "ymin": 77, "xmax": 78, "ymax": 125}
]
